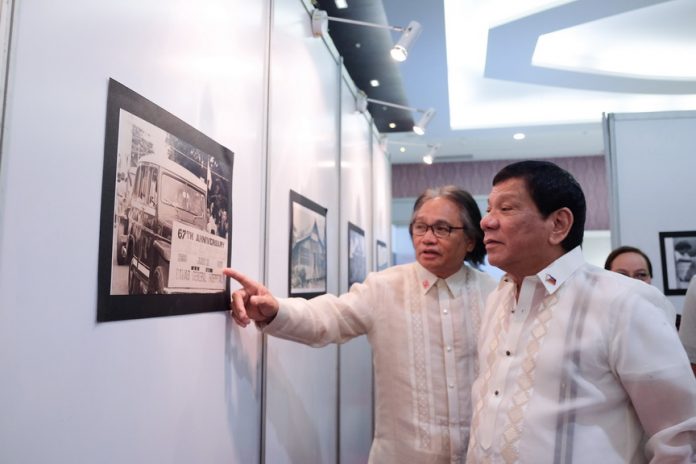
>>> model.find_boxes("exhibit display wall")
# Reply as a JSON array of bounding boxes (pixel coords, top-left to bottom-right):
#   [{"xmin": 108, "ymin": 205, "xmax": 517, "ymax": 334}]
[
  {"xmin": 0, "ymin": 0, "xmax": 389, "ymax": 463},
  {"xmin": 606, "ymin": 110, "xmax": 696, "ymax": 314},
  {"xmin": 264, "ymin": 0, "xmax": 341, "ymax": 462},
  {"xmin": 338, "ymin": 77, "xmax": 374, "ymax": 464}
]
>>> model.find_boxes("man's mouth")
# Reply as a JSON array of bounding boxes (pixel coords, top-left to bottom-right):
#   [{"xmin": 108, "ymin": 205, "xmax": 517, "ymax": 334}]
[{"xmin": 421, "ymin": 249, "xmax": 440, "ymax": 256}]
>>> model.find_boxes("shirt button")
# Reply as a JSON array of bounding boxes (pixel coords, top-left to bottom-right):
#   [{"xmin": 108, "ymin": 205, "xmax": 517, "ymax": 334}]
[
  {"xmin": 449, "ymin": 383, "xmax": 454, "ymax": 389},
  {"xmin": 506, "ymin": 350, "xmax": 511, "ymax": 356},
  {"xmin": 494, "ymin": 390, "xmax": 499, "ymax": 396},
  {"xmin": 443, "ymin": 309, "xmax": 449, "ymax": 315},
  {"xmin": 446, "ymin": 346, "xmax": 452, "ymax": 352}
]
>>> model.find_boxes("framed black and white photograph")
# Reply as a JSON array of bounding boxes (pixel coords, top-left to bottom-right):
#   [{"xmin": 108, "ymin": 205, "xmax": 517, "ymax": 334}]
[
  {"xmin": 97, "ymin": 79, "xmax": 234, "ymax": 322},
  {"xmin": 659, "ymin": 231, "xmax": 696, "ymax": 295},
  {"xmin": 348, "ymin": 222, "xmax": 366, "ymax": 287},
  {"xmin": 289, "ymin": 190, "xmax": 327, "ymax": 298},
  {"xmin": 376, "ymin": 239, "xmax": 389, "ymax": 272}
]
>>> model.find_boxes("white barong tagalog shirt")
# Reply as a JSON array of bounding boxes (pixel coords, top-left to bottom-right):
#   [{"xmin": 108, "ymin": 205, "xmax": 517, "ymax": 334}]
[
  {"xmin": 467, "ymin": 247, "xmax": 696, "ymax": 464},
  {"xmin": 265, "ymin": 261, "xmax": 496, "ymax": 464},
  {"xmin": 678, "ymin": 276, "xmax": 696, "ymax": 365}
]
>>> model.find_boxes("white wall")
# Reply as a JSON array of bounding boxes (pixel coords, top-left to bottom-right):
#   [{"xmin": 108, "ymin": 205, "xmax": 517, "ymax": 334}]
[
  {"xmin": 338, "ymin": 77, "xmax": 374, "ymax": 464},
  {"xmin": 0, "ymin": 1, "xmax": 268, "ymax": 463},
  {"xmin": 606, "ymin": 110, "xmax": 696, "ymax": 313},
  {"xmin": 263, "ymin": 0, "xmax": 341, "ymax": 462},
  {"xmin": 0, "ymin": 0, "xmax": 391, "ymax": 463}
]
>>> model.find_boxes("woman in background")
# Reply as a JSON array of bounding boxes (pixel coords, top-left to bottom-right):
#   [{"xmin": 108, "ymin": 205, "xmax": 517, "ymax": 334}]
[
  {"xmin": 604, "ymin": 245, "xmax": 653, "ymax": 283},
  {"xmin": 605, "ymin": 245, "xmax": 677, "ymax": 326}
]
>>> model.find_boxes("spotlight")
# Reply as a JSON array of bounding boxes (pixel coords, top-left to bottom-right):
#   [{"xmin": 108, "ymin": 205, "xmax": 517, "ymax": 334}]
[
  {"xmin": 311, "ymin": 10, "xmax": 422, "ymax": 62},
  {"xmin": 355, "ymin": 94, "xmax": 435, "ymax": 135},
  {"xmin": 413, "ymin": 108, "xmax": 435, "ymax": 135},
  {"xmin": 390, "ymin": 21, "xmax": 422, "ymax": 62}
]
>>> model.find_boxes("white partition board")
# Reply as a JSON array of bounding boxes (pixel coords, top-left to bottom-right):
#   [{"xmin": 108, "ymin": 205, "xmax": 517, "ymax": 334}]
[
  {"xmin": 606, "ymin": 110, "xmax": 696, "ymax": 312},
  {"xmin": 263, "ymin": 0, "xmax": 340, "ymax": 462},
  {"xmin": 372, "ymin": 134, "xmax": 392, "ymax": 259},
  {"xmin": 0, "ymin": 1, "xmax": 267, "ymax": 463},
  {"xmin": 338, "ymin": 80, "xmax": 374, "ymax": 463}
]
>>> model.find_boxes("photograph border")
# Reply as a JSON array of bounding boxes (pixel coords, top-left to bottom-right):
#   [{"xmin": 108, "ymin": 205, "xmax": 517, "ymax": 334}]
[
  {"xmin": 97, "ymin": 78, "xmax": 233, "ymax": 322},
  {"xmin": 658, "ymin": 230, "xmax": 696, "ymax": 296},
  {"xmin": 376, "ymin": 239, "xmax": 389, "ymax": 272},
  {"xmin": 288, "ymin": 190, "xmax": 328, "ymax": 299},
  {"xmin": 348, "ymin": 222, "xmax": 366, "ymax": 288}
]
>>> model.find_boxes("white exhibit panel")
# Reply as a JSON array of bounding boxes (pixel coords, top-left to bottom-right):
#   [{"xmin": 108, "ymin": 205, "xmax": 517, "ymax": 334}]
[
  {"xmin": 606, "ymin": 110, "xmax": 696, "ymax": 313},
  {"xmin": 338, "ymin": 79, "xmax": 374, "ymax": 464},
  {"xmin": 372, "ymin": 133, "xmax": 393, "ymax": 266},
  {"xmin": 0, "ymin": 1, "xmax": 267, "ymax": 464},
  {"xmin": 263, "ymin": 0, "xmax": 340, "ymax": 462}
]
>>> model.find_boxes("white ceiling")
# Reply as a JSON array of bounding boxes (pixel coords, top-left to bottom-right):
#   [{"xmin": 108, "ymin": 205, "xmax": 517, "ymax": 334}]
[{"xmin": 381, "ymin": 0, "xmax": 696, "ymax": 164}]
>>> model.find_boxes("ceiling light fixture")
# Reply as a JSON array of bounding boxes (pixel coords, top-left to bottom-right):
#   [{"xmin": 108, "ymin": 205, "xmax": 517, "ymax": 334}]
[
  {"xmin": 513, "ymin": 132, "xmax": 526, "ymax": 140},
  {"xmin": 355, "ymin": 91, "xmax": 435, "ymax": 135},
  {"xmin": 311, "ymin": 9, "xmax": 422, "ymax": 62},
  {"xmin": 334, "ymin": 0, "xmax": 348, "ymax": 9},
  {"xmin": 388, "ymin": 122, "xmax": 396, "ymax": 129},
  {"xmin": 370, "ymin": 79, "xmax": 380, "ymax": 87},
  {"xmin": 422, "ymin": 144, "xmax": 440, "ymax": 164}
]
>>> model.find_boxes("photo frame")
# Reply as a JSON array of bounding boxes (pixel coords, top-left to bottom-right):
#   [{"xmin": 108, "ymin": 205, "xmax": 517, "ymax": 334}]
[
  {"xmin": 348, "ymin": 222, "xmax": 366, "ymax": 287},
  {"xmin": 97, "ymin": 79, "xmax": 234, "ymax": 322},
  {"xmin": 289, "ymin": 190, "xmax": 327, "ymax": 298},
  {"xmin": 376, "ymin": 239, "xmax": 389, "ymax": 272},
  {"xmin": 658, "ymin": 231, "xmax": 696, "ymax": 295}
]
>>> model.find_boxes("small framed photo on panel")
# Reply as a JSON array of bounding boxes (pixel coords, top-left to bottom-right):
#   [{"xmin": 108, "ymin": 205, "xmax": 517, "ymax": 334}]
[
  {"xmin": 97, "ymin": 79, "xmax": 234, "ymax": 322},
  {"xmin": 289, "ymin": 190, "xmax": 328, "ymax": 298},
  {"xmin": 348, "ymin": 222, "xmax": 366, "ymax": 287},
  {"xmin": 658, "ymin": 231, "xmax": 696, "ymax": 295}
]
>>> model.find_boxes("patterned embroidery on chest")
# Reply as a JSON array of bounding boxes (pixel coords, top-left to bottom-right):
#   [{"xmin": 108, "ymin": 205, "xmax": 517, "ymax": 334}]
[
  {"xmin": 410, "ymin": 271, "xmax": 432, "ymax": 449},
  {"xmin": 463, "ymin": 268, "xmax": 482, "ymax": 377},
  {"xmin": 499, "ymin": 293, "xmax": 558, "ymax": 463},
  {"xmin": 468, "ymin": 291, "xmax": 509, "ymax": 455}
]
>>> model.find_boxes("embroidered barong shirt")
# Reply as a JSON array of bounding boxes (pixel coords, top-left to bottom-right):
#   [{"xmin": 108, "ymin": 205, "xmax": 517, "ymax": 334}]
[
  {"xmin": 678, "ymin": 276, "xmax": 696, "ymax": 365},
  {"xmin": 265, "ymin": 261, "xmax": 496, "ymax": 463},
  {"xmin": 467, "ymin": 247, "xmax": 696, "ymax": 463}
]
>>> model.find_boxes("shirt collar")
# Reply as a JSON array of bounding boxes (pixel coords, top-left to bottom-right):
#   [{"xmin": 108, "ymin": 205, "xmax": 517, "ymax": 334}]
[
  {"xmin": 535, "ymin": 246, "xmax": 584, "ymax": 294},
  {"xmin": 415, "ymin": 261, "xmax": 467, "ymax": 296},
  {"xmin": 496, "ymin": 246, "xmax": 585, "ymax": 294}
]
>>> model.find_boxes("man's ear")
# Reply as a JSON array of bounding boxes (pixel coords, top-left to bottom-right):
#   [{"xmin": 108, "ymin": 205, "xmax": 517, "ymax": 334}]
[{"xmin": 548, "ymin": 207, "xmax": 573, "ymax": 246}]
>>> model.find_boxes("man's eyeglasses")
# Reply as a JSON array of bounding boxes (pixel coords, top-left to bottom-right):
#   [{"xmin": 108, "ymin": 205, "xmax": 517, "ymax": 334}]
[{"xmin": 410, "ymin": 221, "xmax": 466, "ymax": 238}]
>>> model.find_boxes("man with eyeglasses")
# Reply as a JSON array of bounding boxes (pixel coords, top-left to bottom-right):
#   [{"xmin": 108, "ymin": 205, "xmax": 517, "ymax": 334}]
[{"xmin": 224, "ymin": 185, "xmax": 496, "ymax": 463}]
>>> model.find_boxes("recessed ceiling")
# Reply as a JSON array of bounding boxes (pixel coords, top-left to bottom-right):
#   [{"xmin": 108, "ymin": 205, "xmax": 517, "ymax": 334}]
[{"xmin": 316, "ymin": 0, "xmax": 696, "ymax": 164}]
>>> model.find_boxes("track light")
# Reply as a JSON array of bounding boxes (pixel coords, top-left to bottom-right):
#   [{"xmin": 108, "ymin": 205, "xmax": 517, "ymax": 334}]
[
  {"xmin": 422, "ymin": 144, "xmax": 440, "ymax": 164},
  {"xmin": 311, "ymin": 9, "xmax": 422, "ymax": 62},
  {"xmin": 355, "ymin": 92, "xmax": 435, "ymax": 135},
  {"xmin": 413, "ymin": 108, "xmax": 435, "ymax": 135},
  {"xmin": 386, "ymin": 139, "xmax": 440, "ymax": 164},
  {"xmin": 390, "ymin": 21, "xmax": 422, "ymax": 62}
]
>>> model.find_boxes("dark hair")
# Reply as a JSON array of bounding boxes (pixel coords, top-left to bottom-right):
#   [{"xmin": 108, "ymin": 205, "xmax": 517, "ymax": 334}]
[
  {"xmin": 675, "ymin": 241, "xmax": 693, "ymax": 254},
  {"xmin": 604, "ymin": 246, "xmax": 653, "ymax": 278},
  {"xmin": 410, "ymin": 185, "xmax": 486, "ymax": 266},
  {"xmin": 492, "ymin": 160, "xmax": 586, "ymax": 251}
]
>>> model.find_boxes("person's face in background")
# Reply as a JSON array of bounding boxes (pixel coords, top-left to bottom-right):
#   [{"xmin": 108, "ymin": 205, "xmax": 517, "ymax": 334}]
[
  {"xmin": 411, "ymin": 197, "xmax": 473, "ymax": 279},
  {"xmin": 609, "ymin": 251, "xmax": 652, "ymax": 284}
]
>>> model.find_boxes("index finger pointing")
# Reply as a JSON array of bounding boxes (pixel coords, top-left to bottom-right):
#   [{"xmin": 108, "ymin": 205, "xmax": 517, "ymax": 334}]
[{"xmin": 222, "ymin": 268, "xmax": 260, "ymax": 290}]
